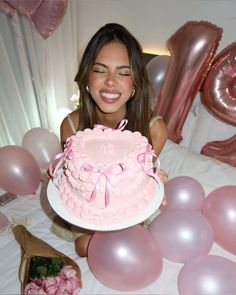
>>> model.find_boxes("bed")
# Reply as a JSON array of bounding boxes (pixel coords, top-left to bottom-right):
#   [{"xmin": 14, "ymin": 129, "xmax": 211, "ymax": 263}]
[
  {"xmin": 1, "ymin": 125, "xmax": 236, "ymax": 294},
  {"xmin": 1, "ymin": 19, "xmax": 236, "ymax": 294}
]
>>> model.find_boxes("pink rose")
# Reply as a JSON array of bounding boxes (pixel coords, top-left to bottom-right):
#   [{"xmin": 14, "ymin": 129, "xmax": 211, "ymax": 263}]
[
  {"xmin": 64, "ymin": 278, "xmax": 81, "ymax": 295},
  {"xmin": 24, "ymin": 282, "xmax": 46, "ymax": 295},
  {"xmin": 24, "ymin": 265, "xmax": 80, "ymax": 295},
  {"xmin": 41, "ymin": 276, "xmax": 61, "ymax": 295},
  {"xmin": 60, "ymin": 265, "xmax": 77, "ymax": 279}
]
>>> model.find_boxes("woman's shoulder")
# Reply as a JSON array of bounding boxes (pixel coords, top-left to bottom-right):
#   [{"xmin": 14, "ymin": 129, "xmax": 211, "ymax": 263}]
[
  {"xmin": 60, "ymin": 109, "xmax": 79, "ymax": 145},
  {"xmin": 61, "ymin": 109, "xmax": 79, "ymax": 127}
]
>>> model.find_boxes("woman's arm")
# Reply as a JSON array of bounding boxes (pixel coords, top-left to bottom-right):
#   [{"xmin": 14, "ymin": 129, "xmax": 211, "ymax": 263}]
[{"xmin": 149, "ymin": 116, "xmax": 168, "ymax": 156}]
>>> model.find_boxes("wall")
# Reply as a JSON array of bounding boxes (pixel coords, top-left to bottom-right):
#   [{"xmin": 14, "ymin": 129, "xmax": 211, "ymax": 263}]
[{"xmin": 76, "ymin": 0, "xmax": 236, "ymax": 56}]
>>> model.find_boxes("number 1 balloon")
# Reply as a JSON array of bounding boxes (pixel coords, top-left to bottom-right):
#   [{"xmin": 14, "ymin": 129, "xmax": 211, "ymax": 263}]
[{"xmin": 155, "ymin": 21, "xmax": 222, "ymax": 143}]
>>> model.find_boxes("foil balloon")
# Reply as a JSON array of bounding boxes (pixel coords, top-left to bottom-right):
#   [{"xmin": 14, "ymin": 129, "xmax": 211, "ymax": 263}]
[
  {"xmin": 202, "ymin": 185, "xmax": 236, "ymax": 255},
  {"xmin": 155, "ymin": 21, "xmax": 223, "ymax": 143},
  {"xmin": 0, "ymin": 145, "xmax": 40, "ymax": 195},
  {"xmin": 178, "ymin": 255, "xmax": 236, "ymax": 295},
  {"xmin": 88, "ymin": 225, "xmax": 162, "ymax": 291},
  {"xmin": 201, "ymin": 42, "xmax": 236, "ymax": 125},
  {"xmin": 30, "ymin": 0, "xmax": 68, "ymax": 38},
  {"xmin": 200, "ymin": 42, "xmax": 236, "ymax": 166},
  {"xmin": 201, "ymin": 134, "xmax": 236, "ymax": 166},
  {"xmin": 149, "ymin": 210, "xmax": 214, "ymax": 263}
]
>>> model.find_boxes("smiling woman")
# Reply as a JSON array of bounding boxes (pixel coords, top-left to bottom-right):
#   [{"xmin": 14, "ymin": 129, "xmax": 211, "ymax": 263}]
[{"xmin": 59, "ymin": 23, "xmax": 168, "ymax": 257}]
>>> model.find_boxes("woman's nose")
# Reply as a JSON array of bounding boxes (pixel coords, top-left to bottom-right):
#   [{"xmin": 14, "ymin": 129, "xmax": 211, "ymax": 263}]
[{"xmin": 105, "ymin": 71, "xmax": 116, "ymax": 86}]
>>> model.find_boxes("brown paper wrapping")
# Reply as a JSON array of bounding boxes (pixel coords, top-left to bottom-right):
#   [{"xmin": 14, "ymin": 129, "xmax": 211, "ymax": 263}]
[{"xmin": 13, "ymin": 225, "xmax": 81, "ymax": 294}]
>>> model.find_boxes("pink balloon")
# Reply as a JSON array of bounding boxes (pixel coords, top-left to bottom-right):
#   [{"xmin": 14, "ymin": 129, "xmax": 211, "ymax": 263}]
[
  {"xmin": 155, "ymin": 21, "xmax": 222, "ymax": 143},
  {"xmin": 22, "ymin": 127, "xmax": 62, "ymax": 170},
  {"xmin": 178, "ymin": 255, "xmax": 236, "ymax": 295},
  {"xmin": 202, "ymin": 185, "xmax": 236, "ymax": 255},
  {"xmin": 149, "ymin": 210, "xmax": 214, "ymax": 263},
  {"xmin": 0, "ymin": 212, "xmax": 9, "ymax": 231},
  {"xmin": 30, "ymin": 0, "xmax": 68, "ymax": 38},
  {"xmin": 88, "ymin": 225, "xmax": 162, "ymax": 291},
  {"xmin": 0, "ymin": 145, "xmax": 40, "ymax": 195},
  {"xmin": 146, "ymin": 55, "xmax": 170, "ymax": 110},
  {"xmin": 164, "ymin": 176, "xmax": 205, "ymax": 211}
]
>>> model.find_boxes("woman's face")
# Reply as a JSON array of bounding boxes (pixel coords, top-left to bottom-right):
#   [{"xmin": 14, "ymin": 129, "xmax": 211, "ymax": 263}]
[{"xmin": 88, "ymin": 41, "xmax": 134, "ymax": 118}]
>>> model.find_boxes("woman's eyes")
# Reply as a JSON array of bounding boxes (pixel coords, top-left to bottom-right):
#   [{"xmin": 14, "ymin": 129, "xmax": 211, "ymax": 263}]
[
  {"xmin": 92, "ymin": 67, "xmax": 131, "ymax": 76},
  {"xmin": 118, "ymin": 71, "xmax": 131, "ymax": 76},
  {"xmin": 93, "ymin": 68, "xmax": 106, "ymax": 73}
]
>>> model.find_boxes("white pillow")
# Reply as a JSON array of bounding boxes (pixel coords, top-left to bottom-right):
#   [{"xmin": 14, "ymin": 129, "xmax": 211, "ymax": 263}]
[
  {"xmin": 181, "ymin": 95, "xmax": 236, "ymax": 153},
  {"xmin": 159, "ymin": 140, "xmax": 236, "ymax": 195}
]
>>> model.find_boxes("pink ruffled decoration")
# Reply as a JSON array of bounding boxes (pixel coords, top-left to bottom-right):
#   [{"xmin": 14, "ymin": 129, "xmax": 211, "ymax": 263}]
[
  {"xmin": 4, "ymin": 0, "xmax": 43, "ymax": 18},
  {"xmin": 0, "ymin": 0, "xmax": 15, "ymax": 16},
  {"xmin": 1, "ymin": 0, "xmax": 68, "ymax": 38},
  {"xmin": 30, "ymin": 0, "xmax": 68, "ymax": 39}
]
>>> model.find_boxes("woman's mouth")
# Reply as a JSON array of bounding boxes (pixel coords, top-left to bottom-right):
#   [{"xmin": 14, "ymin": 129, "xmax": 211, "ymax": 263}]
[{"xmin": 100, "ymin": 91, "xmax": 120, "ymax": 103}]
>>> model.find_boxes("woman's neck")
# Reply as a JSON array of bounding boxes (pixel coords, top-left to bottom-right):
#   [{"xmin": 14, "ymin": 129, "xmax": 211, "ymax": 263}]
[{"xmin": 95, "ymin": 107, "xmax": 126, "ymax": 129}]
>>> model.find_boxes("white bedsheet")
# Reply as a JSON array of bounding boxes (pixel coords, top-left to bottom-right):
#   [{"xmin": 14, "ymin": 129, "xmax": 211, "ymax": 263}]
[{"xmin": 1, "ymin": 140, "xmax": 236, "ymax": 295}]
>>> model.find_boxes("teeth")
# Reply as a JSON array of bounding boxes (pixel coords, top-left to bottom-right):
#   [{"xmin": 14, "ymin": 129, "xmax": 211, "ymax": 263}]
[{"xmin": 101, "ymin": 92, "xmax": 120, "ymax": 99}]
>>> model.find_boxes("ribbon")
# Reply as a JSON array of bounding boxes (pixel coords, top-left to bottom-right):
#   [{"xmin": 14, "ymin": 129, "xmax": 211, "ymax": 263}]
[
  {"xmin": 83, "ymin": 163, "xmax": 126, "ymax": 207},
  {"xmin": 137, "ymin": 144, "xmax": 160, "ymax": 183},
  {"xmin": 49, "ymin": 138, "xmax": 73, "ymax": 178},
  {"xmin": 94, "ymin": 119, "xmax": 128, "ymax": 131}
]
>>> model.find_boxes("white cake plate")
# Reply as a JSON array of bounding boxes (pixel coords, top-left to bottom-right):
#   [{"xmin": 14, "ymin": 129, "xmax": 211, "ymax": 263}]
[{"xmin": 47, "ymin": 178, "xmax": 164, "ymax": 231}]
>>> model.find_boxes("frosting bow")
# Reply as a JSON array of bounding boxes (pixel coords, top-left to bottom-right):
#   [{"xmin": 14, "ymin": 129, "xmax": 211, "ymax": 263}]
[
  {"xmin": 83, "ymin": 163, "xmax": 126, "ymax": 207},
  {"xmin": 94, "ymin": 119, "xmax": 128, "ymax": 131},
  {"xmin": 49, "ymin": 138, "xmax": 73, "ymax": 178},
  {"xmin": 137, "ymin": 144, "xmax": 160, "ymax": 183}
]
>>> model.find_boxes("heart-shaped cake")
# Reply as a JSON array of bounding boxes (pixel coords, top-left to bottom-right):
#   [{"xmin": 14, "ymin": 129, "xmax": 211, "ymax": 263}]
[{"xmin": 51, "ymin": 123, "xmax": 161, "ymax": 226}]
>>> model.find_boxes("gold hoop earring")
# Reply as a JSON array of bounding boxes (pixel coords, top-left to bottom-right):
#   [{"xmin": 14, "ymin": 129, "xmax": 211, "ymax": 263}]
[
  {"xmin": 86, "ymin": 85, "xmax": 90, "ymax": 93},
  {"xmin": 131, "ymin": 89, "xmax": 136, "ymax": 97}
]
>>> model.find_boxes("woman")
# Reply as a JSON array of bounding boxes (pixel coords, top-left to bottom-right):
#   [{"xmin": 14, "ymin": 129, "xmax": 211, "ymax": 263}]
[{"xmin": 60, "ymin": 23, "xmax": 168, "ymax": 257}]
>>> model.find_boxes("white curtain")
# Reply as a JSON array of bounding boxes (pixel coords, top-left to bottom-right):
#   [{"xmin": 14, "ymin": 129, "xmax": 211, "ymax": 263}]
[{"xmin": 0, "ymin": 1, "xmax": 79, "ymax": 146}]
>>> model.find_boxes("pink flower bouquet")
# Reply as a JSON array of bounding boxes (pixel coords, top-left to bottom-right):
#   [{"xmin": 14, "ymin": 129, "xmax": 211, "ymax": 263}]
[
  {"xmin": 24, "ymin": 265, "xmax": 81, "ymax": 295},
  {"xmin": 13, "ymin": 225, "xmax": 81, "ymax": 295}
]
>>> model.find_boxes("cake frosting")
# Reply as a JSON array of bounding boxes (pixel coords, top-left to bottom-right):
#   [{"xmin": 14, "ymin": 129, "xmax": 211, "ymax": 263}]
[{"xmin": 50, "ymin": 120, "xmax": 161, "ymax": 226}]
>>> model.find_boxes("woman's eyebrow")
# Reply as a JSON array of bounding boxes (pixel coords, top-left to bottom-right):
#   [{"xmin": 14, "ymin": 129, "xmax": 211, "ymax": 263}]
[{"xmin": 93, "ymin": 62, "xmax": 130, "ymax": 69}]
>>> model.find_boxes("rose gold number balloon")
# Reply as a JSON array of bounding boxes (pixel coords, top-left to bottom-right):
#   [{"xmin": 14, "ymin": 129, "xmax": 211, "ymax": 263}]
[
  {"xmin": 201, "ymin": 42, "xmax": 236, "ymax": 125},
  {"xmin": 200, "ymin": 42, "xmax": 236, "ymax": 166},
  {"xmin": 201, "ymin": 134, "xmax": 236, "ymax": 166},
  {"xmin": 155, "ymin": 21, "xmax": 222, "ymax": 143}
]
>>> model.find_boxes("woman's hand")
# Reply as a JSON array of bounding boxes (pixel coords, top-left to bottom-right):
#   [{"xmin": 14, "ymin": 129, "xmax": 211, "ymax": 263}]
[
  {"xmin": 159, "ymin": 169, "xmax": 168, "ymax": 206},
  {"xmin": 159, "ymin": 169, "xmax": 168, "ymax": 183}
]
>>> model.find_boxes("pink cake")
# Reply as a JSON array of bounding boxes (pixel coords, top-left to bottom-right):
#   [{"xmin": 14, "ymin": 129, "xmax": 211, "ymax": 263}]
[{"xmin": 51, "ymin": 122, "xmax": 160, "ymax": 226}]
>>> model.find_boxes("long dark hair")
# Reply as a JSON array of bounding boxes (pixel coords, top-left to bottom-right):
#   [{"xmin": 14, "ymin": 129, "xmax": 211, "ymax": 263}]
[{"xmin": 75, "ymin": 23, "xmax": 152, "ymax": 143}]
